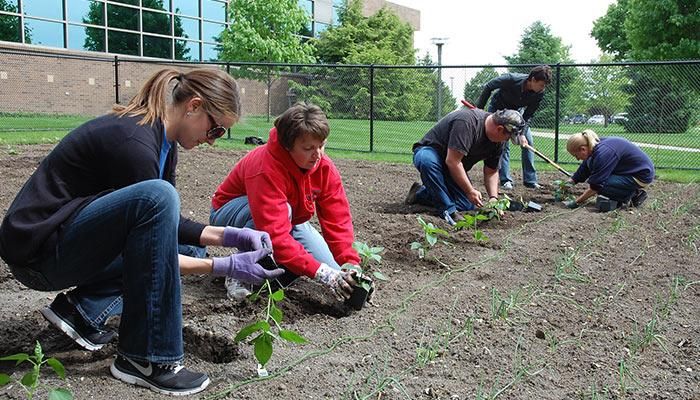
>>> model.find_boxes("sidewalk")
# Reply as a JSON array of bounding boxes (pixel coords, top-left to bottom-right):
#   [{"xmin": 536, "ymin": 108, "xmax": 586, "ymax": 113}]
[{"xmin": 532, "ymin": 130, "xmax": 700, "ymax": 153}]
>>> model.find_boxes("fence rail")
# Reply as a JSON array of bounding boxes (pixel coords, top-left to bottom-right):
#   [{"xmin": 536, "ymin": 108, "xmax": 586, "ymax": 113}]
[{"xmin": 1, "ymin": 47, "xmax": 699, "ymax": 170}]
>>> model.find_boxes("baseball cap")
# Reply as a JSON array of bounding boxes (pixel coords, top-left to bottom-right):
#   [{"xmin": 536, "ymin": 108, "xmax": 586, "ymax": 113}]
[{"xmin": 493, "ymin": 109, "xmax": 525, "ymax": 144}]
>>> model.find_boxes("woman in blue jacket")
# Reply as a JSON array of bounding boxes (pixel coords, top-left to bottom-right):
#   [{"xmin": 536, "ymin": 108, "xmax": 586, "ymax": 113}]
[{"xmin": 564, "ymin": 129, "xmax": 655, "ymax": 210}]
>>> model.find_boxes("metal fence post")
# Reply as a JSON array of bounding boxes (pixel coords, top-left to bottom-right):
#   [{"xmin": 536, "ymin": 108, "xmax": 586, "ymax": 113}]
[
  {"xmin": 554, "ymin": 63, "xmax": 561, "ymax": 163},
  {"xmin": 226, "ymin": 63, "xmax": 231, "ymax": 139},
  {"xmin": 114, "ymin": 55, "xmax": 120, "ymax": 104},
  {"xmin": 369, "ymin": 64, "xmax": 375, "ymax": 152}
]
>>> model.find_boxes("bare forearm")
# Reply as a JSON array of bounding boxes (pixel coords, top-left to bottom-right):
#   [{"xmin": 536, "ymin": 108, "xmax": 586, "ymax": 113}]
[
  {"xmin": 199, "ymin": 225, "xmax": 225, "ymax": 246},
  {"xmin": 179, "ymin": 254, "xmax": 213, "ymax": 275},
  {"xmin": 483, "ymin": 166, "xmax": 499, "ymax": 198},
  {"xmin": 576, "ymin": 187, "xmax": 597, "ymax": 204},
  {"xmin": 447, "ymin": 161, "xmax": 473, "ymax": 195}
]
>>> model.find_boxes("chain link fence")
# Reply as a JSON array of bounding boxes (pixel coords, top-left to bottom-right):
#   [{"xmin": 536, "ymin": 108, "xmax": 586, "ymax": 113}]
[{"xmin": 1, "ymin": 47, "xmax": 698, "ymax": 170}]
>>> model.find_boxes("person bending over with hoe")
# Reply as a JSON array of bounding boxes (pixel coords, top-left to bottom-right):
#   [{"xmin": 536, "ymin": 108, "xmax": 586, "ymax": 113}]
[
  {"xmin": 210, "ymin": 102, "xmax": 363, "ymax": 303},
  {"xmin": 0, "ymin": 68, "xmax": 284, "ymax": 396},
  {"xmin": 563, "ymin": 129, "xmax": 654, "ymax": 211},
  {"xmin": 475, "ymin": 65, "xmax": 552, "ymax": 190},
  {"xmin": 404, "ymin": 108, "xmax": 526, "ymax": 226}
]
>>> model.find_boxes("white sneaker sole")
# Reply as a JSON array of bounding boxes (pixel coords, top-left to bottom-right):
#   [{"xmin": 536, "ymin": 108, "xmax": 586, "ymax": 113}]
[
  {"xmin": 40, "ymin": 306, "xmax": 103, "ymax": 351},
  {"xmin": 110, "ymin": 362, "xmax": 210, "ymax": 396}
]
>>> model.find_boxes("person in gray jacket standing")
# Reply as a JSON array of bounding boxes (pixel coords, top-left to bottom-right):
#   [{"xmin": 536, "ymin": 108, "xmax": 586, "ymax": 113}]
[{"xmin": 475, "ymin": 65, "xmax": 551, "ymax": 190}]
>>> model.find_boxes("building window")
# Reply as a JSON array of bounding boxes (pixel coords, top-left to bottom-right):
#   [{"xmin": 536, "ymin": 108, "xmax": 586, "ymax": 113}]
[
  {"xmin": 24, "ymin": 18, "xmax": 64, "ymax": 47},
  {"xmin": 23, "ymin": 0, "xmax": 63, "ymax": 20},
  {"xmin": 67, "ymin": 24, "xmax": 105, "ymax": 51},
  {"xmin": 67, "ymin": 0, "xmax": 103, "ymax": 25},
  {"xmin": 173, "ymin": 0, "xmax": 198, "ymax": 17},
  {"xmin": 0, "ymin": 0, "xmax": 232, "ymax": 61},
  {"xmin": 314, "ymin": 21, "xmax": 329, "ymax": 37},
  {"xmin": 107, "ymin": 29, "xmax": 139, "ymax": 56}
]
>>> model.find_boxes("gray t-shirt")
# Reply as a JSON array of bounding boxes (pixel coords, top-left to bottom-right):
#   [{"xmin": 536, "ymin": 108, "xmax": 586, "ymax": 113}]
[{"xmin": 413, "ymin": 108, "xmax": 504, "ymax": 170}]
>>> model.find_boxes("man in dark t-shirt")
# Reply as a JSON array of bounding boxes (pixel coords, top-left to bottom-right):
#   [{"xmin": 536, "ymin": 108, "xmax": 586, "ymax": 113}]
[
  {"xmin": 475, "ymin": 65, "xmax": 552, "ymax": 190},
  {"xmin": 405, "ymin": 108, "xmax": 525, "ymax": 225}
]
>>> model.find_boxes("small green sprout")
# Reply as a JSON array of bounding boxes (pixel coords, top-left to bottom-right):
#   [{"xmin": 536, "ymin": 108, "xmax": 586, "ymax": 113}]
[
  {"xmin": 410, "ymin": 216, "xmax": 450, "ymax": 259},
  {"xmin": 0, "ymin": 341, "xmax": 73, "ymax": 400}
]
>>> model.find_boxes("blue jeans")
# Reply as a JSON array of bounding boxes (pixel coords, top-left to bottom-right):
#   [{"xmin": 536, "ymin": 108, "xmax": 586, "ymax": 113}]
[
  {"xmin": 209, "ymin": 196, "xmax": 340, "ymax": 271},
  {"xmin": 498, "ymin": 125, "xmax": 538, "ymax": 186},
  {"xmin": 599, "ymin": 175, "xmax": 639, "ymax": 203},
  {"xmin": 412, "ymin": 146, "xmax": 475, "ymax": 214},
  {"xmin": 13, "ymin": 180, "xmax": 184, "ymax": 363}
]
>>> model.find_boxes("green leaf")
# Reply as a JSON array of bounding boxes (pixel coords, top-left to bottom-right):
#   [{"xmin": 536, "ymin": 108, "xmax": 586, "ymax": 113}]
[
  {"xmin": 0, "ymin": 353, "xmax": 29, "ymax": 365},
  {"xmin": 372, "ymin": 271, "xmax": 388, "ymax": 281},
  {"xmin": 476, "ymin": 214, "xmax": 490, "ymax": 221},
  {"xmin": 248, "ymin": 293, "xmax": 260, "ymax": 302},
  {"xmin": 49, "ymin": 388, "xmax": 73, "ymax": 400},
  {"xmin": 33, "ymin": 341, "xmax": 43, "ymax": 362},
  {"xmin": 0, "ymin": 373, "xmax": 11, "ymax": 386},
  {"xmin": 270, "ymin": 305, "xmax": 283, "ymax": 324},
  {"xmin": 270, "ymin": 289, "xmax": 285, "ymax": 302},
  {"xmin": 253, "ymin": 333, "xmax": 273, "ymax": 367},
  {"xmin": 369, "ymin": 246, "xmax": 384, "ymax": 253},
  {"xmin": 234, "ymin": 321, "xmax": 270, "ymax": 342},
  {"xmin": 410, "ymin": 241, "xmax": 422, "ymax": 250},
  {"xmin": 279, "ymin": 329, "xmax": 308, "ymax": 344},
  {"xmin": 46, "ymin": 357, "xmax": 66, "ymax": 379},
  {"xmin": 427, "ymin": 234, "xmax": 437, "ymax": 246},
  {"xmin": 20, "ymin": 370, "xmax": 38, "ymax": 387}
]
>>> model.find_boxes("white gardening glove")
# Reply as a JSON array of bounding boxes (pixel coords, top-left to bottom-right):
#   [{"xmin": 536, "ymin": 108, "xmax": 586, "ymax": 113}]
[{"xmin": 313, "ymin": 263, "xmax": 355, "ymax": 300}]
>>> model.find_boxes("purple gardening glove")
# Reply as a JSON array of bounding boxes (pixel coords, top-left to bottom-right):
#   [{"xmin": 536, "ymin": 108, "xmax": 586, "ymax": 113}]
[
  {"xmin": 211, "ymin": 248, "xmax": 285, "ymax": 285},
  {"xmin": 222, "ymin": 226, "xmax": 272, "ymax": 251}
]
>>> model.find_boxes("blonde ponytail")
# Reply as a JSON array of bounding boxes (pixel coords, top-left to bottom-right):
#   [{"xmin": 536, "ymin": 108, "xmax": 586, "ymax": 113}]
[
  {"xmin": 112, "ymin": 68, "xmax": 241, "ymax": 126},
  {"xmin": 567, "ymin": 129, "xmax": 600, "ymax": 155}
]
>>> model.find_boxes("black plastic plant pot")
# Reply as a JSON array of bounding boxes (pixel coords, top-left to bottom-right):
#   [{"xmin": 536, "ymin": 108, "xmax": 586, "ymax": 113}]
[
  {"xmin": 346, "ymin": 283, "xmax": 370, "ymax": 311},
  {"xmin": 508, "ymin": 200, "xmax": 524, "ymax": 211}
]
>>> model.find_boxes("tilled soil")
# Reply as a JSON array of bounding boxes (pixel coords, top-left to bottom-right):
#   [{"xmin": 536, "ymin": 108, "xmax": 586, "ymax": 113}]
[{"xmin": 0, "ymin": 144, "xmax": 699, "ymax": 400}]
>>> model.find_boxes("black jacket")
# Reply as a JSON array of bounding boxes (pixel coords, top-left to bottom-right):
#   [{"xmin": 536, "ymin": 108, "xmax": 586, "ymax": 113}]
[
  {"xmin": 475, "ymin": 73, "xmax": 544, "ymax": 122},
  {"xmin": 0, "ymin": 113, "xmax": 205, "ymax": 267}
]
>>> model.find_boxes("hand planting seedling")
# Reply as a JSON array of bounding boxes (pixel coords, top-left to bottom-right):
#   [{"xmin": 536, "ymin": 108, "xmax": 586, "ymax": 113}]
[
  {"xmin": 552, "ymin": 180, "xmax": 575, "ymax": 202},
  {"xmin": 234, "ymin": 281, "xmax": 307, "ymax": 368},
  {"xmin": 453, "ymin": 197, "xmax": 510, "ymax": 243},
  {"xmin": 352, "ymin": 241, "xmax": 389, "ymax": 281},
  {"xmin": 0, "ymin": 341, "xmax": 73, "ymax": 400},
  {"xmin": 342, "ymin": 264, "xmax": 375, "ymax": 310},
  {"xmin": 410, "ymin": 216, "xmax": 450, "ymax": 259}
]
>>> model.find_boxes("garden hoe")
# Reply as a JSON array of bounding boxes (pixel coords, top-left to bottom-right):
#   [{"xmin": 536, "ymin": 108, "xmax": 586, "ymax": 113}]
[{"xmin": 461, "ymin": 99, "xmax": 573, "ymax": 178}]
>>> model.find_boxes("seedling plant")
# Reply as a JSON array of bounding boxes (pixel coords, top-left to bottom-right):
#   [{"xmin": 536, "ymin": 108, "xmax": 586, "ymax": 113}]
[
  {"xmin": 410, "ymin": 216, "xmax": 450, "ymax": 259},
  {"xmin": 0, "ymin": 341, "xmax": 73, "ymax": 400},
  {"xmin": 552, "ymin": 179, "xmax": 574, "ymax": 202},
  {"xmin": 352, "ymin": 241, "xmax": 389, "ymax": 281},
  {"xmin": 454, "ymin": 197, "xmax": 511, "ymax": 243},
  {"xmin": 234, "ymin": 280, "xmax": 307, "ymax": 368}
]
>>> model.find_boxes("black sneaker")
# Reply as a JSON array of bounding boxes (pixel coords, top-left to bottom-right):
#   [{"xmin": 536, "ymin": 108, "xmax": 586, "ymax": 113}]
[
  {"xmin": 404, "ymin": 182, "xmax": 422, "ymax": 205},
  {"xmin": 110, "ymin": 355, "xmax": 210, "ymax": 396},
  {"xmin": 40, "ymin": 293, "xmax": 117, "ymax": 351},
  {"xmin": 631, "ymin": 189, "xmax": 648, "ymax": 207}
]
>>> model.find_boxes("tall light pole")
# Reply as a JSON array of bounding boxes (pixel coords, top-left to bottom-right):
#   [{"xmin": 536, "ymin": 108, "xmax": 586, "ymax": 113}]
[
  {"xmin": 449, "ymin": 76, "xmax": 454, "ymax": 95},
  {"xmin": 431, "ymin": 37, "xmax": 448, "ymax": 121}
]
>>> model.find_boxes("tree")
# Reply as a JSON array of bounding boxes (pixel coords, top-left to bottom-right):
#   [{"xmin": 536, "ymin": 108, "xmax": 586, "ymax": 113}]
[
  {"xmin": 505, "ymin": 21, "xmax": 581, "ymax": 127},
  {"xmin": 580, "ymin": 54, "xmax": 631, "ymax": 126},
  {"xmin": 591, "ymin": 0, "xmax": 699, "ymax": 133},
  {"xmin": 463, "ymin": 67, "xmax": 499, "ymax": 104},
  {"xmin": 593, "ymin": 0, "xmax": 700, "ymax": 62},
  {"xmin": 292, "ymin": 1, "xmax": 444, "ymax": 122},
  {"xmin": 219, "ymin": 0, "xmax": 315, "ymax": 64}
]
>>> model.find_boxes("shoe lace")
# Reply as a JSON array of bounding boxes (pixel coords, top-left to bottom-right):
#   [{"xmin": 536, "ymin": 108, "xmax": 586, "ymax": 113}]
[{"xmin": 160, "ymin": 362, "xmax": 184, "ymax": 373}]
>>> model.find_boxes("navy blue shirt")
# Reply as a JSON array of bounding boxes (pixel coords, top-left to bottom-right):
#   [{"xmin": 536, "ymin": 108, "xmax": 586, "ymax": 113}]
[
  {"xmin": 572, "ymin": 137, "xmax": 655, "ymax": 192},
  {"xmin": 475, "ymin": 73, "xmax": 544, "ymax": 122}
]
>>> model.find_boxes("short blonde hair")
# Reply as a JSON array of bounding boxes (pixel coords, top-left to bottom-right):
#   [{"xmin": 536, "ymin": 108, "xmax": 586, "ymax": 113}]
[{"xmin": 566, "ymin": 129, "xmax": 600, "ymax": 155}]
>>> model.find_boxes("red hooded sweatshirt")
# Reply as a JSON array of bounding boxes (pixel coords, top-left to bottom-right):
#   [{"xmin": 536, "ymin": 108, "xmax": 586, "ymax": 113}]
[{"xmin": 211, "ymin": 127, "xmax": 360, "ymax": 278}]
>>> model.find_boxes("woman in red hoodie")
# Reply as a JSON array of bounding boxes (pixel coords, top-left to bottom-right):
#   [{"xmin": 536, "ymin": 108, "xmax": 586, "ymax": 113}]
[{"xmin": 211, "ymin": 103, "xmax": 360, "ymax": 300}]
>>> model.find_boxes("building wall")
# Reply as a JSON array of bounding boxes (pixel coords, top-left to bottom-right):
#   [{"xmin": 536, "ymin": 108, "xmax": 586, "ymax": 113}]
[
  {"xmin": 362, "ymin": 0, "xmax": 420, "ymax": 30},
  {"xmin": 0, "ymin": 43, "xmax": 288, "ymax": 117}
]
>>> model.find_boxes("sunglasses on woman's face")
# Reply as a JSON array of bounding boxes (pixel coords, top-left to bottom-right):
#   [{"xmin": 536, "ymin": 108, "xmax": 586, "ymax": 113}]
[{"xmin": 206, "ymin": 113, "xmax": 227, "ymax": 140}]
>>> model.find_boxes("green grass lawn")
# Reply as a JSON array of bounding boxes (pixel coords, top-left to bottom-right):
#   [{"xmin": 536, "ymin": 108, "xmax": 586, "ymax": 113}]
[{"xmin": 1, "ymin": 113, "xmax": 698, "ymax": 181}]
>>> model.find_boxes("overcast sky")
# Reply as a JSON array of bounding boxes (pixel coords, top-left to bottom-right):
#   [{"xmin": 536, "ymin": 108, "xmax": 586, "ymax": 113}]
[{"xmin": 386, "ymin": 0, "xmax": 616, "ymax": 97}]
